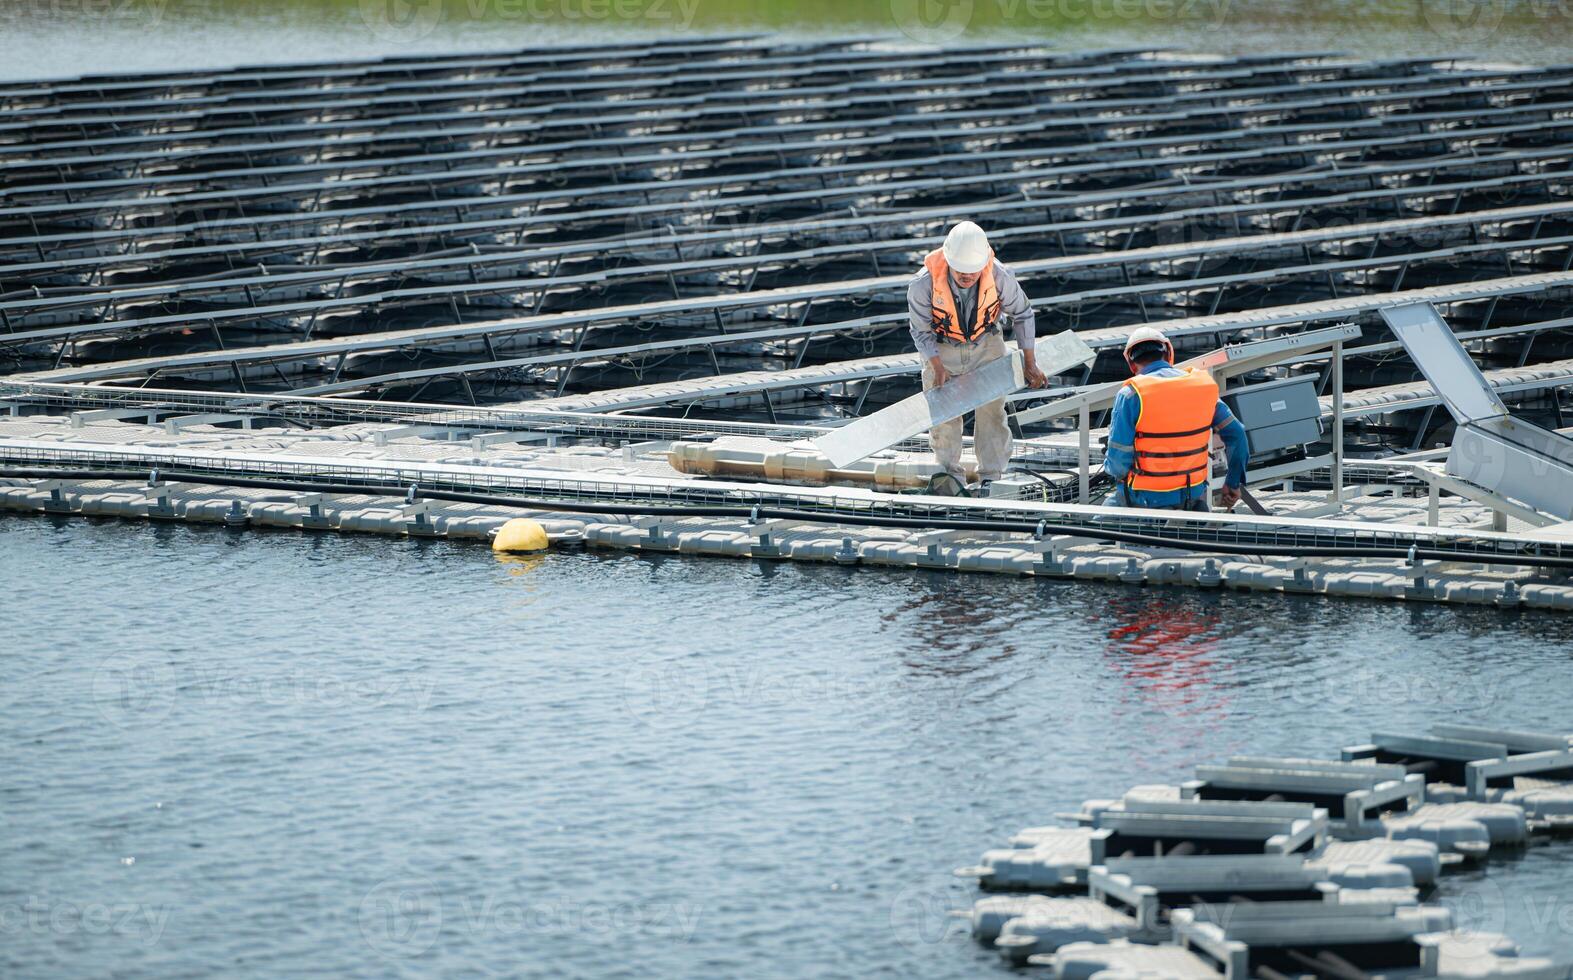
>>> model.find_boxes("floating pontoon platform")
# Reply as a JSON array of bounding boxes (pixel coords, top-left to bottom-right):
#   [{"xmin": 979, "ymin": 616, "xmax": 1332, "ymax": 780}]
[
  {"xmin": 965, "ymin": 725, "xmax": 1573, "ymax": 976},
  {"xmin": 3, "ymin": 38, "xmax": 1573, "ymax": 612}
]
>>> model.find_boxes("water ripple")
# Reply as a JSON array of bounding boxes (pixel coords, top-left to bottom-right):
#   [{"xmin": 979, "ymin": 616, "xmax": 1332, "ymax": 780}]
[{"xmin": 2, "ymin": 515, "xmax": 1571, "ymax": 977}]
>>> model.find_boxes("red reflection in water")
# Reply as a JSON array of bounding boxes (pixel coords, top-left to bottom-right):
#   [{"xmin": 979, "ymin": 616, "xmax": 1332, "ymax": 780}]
[
  {"xmin": 1099, "ymin": 597, "xmax": 1243, "ymax": 775},
  {"xmin": 1101, "ymin": 596, "xmax": 1230, "ymax": 715}
]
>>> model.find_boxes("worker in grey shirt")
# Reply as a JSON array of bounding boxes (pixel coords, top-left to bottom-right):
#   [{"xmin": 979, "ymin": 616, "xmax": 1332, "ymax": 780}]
[{"xmin": 907, "ymin": 221, "xmax": 1046, "ymax": 487}]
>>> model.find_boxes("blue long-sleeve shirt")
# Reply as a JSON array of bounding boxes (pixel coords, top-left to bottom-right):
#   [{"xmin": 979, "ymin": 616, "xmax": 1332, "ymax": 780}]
[{"xmin": 1103, "ymin": 361, "xmax": 1249, "ymax": 508}]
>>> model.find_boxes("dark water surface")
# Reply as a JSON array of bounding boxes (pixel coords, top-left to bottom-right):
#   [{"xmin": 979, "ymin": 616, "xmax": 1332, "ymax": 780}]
[
  {"xmin": 5, "ymin": 4, "xmax": 1573, "ymax": 974},
  {"xmin": 2, "ymin": 514, "xmax": 1571, "ymax": 977}
]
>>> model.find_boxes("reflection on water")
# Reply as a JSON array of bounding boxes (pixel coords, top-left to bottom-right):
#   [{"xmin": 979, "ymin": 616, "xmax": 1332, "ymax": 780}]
[
  {"xmin": 1102, "ymin": 594, "xmax": 1223, "ymax": 693},
  {"xmin": 2, "ymin": 516, "xmax": 1571, "ymax": 977},
  {"xmin": 4, "ymin": 1, "xmax": 1572, "ymax": 966},
  {"xmin": 1095, "ymin": 592, "xmax": 1244, "ymax": 772}
]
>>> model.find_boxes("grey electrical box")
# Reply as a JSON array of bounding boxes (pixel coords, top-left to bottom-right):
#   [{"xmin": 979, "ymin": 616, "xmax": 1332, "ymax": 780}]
[{"xmin": 1222, "ymin": 376, "xmax": 1323, "ymax": 456}]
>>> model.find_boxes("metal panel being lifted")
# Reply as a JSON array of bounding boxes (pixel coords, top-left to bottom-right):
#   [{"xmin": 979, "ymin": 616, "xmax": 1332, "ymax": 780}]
[
  {"xmin": 815, "ymin": 350, "xmax": 1025, "ymax": 469},
  {"xmin": 813, "ymin": 331, "xmax": 1096, "ymax": 469}
]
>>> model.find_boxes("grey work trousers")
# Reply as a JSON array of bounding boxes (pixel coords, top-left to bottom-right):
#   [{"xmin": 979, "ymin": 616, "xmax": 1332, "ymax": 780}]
[{"xmin": 920, "ymin": 332, "xmax": 1012, "ymax": 483}]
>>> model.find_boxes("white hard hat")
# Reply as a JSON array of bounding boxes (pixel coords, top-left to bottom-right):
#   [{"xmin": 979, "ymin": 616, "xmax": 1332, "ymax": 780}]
[
  {"xmin": 1124, "ymin": 326, "xmax": 1173, "ymax": 359},
  {"xmin": 941, "ymin": 221, "xmax": 992, "ymax": 275}
]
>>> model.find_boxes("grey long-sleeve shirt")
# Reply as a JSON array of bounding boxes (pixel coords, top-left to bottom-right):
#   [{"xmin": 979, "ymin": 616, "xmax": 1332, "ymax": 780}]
[{"xmin": 906, "ymin": 260, "xmax": 1036, "ymax": 360}]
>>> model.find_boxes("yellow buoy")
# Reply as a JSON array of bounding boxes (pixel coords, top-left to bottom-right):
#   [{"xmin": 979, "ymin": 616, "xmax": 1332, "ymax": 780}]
[{"xmin": 492, "ymin": 518, "xmax": 549, "ymax": 553}]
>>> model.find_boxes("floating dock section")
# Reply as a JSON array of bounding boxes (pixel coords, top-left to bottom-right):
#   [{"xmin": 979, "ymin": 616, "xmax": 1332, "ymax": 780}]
[
  {"xmin": 4, "ymin": 38, "xmax": 1573, "ymax": 609},
  {"xmin": 961, "ymin": 725, "xmax": 1573, "ymax": 977}
]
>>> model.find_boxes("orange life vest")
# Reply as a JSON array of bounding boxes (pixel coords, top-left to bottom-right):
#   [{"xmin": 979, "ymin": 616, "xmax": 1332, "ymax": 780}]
[
  {"xmin": 1123, "ymin": 369, "xmax": 1220, "ymax": 493},
  {"xmin": 924, "ymin": 248, "xmax": 1001, "ymax": 344}
]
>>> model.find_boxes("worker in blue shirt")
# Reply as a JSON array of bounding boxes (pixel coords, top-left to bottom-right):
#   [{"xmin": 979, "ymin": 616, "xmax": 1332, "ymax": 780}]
[{"xmin": 1102, "ymin": 327, "xmax": 1250, "ymax": 511}]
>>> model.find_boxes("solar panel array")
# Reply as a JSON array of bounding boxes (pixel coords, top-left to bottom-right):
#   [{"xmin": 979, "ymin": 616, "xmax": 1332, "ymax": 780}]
[{"xmin": 2, "ymin": 36, "xmax": 1571, "ymax": 445}]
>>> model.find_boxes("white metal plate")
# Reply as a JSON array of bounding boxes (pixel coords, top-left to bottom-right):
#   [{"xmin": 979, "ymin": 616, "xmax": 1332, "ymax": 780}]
[
  {"xmin": 813, "ymin": 332, "xmax": 1095, "ymax": 468},
  {"xmin": 1379, "ymin": 302, "xmax": 1509, "ymax": 424}
]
